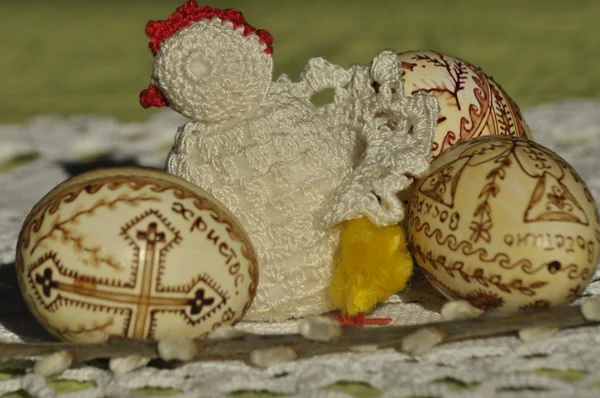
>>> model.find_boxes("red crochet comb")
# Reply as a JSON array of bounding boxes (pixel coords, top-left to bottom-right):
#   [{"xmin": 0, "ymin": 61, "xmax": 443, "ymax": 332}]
[
  {"xmin": 140, "ymin": 1, "xmax": 274, "ymax": 108},
  {"xmin": 145, "ymin": 1, "xmax": 273, "ymax": 56}
]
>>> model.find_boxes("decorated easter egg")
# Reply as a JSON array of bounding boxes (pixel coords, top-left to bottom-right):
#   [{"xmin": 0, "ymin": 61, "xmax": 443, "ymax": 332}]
[
  {"xmin": 399, "ymin": 50, "xmax": 532, "ymax": 160},
  {"xmin": 16, "ymin": 166, "xmax": 257, "ymax": 342},
  {"xmin": 408, "ymin": 135, "xmax": 600, "ymax": 312}
]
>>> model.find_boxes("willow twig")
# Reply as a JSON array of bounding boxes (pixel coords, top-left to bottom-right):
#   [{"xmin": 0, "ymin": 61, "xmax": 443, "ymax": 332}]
[{"xmin": 0, "ymin": 302, "xmax": 597, "ymax": 368}]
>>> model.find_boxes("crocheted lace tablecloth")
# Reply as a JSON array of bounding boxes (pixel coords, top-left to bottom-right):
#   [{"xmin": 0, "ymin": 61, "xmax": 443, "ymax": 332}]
[{"xmin": 0, "ymin": 99, "xmax": 600, "ymax": 397}]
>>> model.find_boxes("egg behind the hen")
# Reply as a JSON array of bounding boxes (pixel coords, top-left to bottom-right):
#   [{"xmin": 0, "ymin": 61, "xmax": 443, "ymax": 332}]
[
  {"xmin": 408, "ymin": 135, "xmax": 600, "ymax": 312},
  {"xmin": 398, "ymin": 50, "xmax": 532, "ymax": 160},
  {"xmin": 16, "ymin": 166, "xmax": 258, "ymax": 342}
]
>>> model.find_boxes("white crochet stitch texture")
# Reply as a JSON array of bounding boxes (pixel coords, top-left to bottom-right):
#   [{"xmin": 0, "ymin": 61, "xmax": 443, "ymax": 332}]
[
  {"xmin": 154, "ymin": 18, "xmax": 439, "ymax": 321},
  {"xmin": 0, "ymin": 99, "xmax": 599, "ymax": 397},
  {"xmin": 153, "ymin": 18, "xmax": 273, "ymax": 122}
]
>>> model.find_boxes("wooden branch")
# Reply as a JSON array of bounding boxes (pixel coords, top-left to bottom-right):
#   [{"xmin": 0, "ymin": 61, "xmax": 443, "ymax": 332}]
[{"xmin": 0, "ymin": 301, "xmax": 597, "ymax": 371}]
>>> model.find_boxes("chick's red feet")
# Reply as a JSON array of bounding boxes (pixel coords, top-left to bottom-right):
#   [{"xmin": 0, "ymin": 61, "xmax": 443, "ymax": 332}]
[{"xmin": 334, "ymin": 313, "xmax": 392, "ymax": 326}]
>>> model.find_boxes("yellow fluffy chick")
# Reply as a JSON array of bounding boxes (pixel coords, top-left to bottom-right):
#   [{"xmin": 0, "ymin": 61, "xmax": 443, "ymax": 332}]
[{"xmin": 329, "ymin": 216, "xmax": 414, "ymax": 320}]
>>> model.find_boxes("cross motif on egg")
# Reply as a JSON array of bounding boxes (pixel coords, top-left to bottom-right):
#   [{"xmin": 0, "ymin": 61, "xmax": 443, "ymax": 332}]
[{"xmin": 16, "ymin": 167, "xmax": 258, "ymax": 343}]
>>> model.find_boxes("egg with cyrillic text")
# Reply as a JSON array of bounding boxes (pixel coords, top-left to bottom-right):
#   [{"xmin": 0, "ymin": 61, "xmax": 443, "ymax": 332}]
[
  {"xmin": 408, "ymin": 135, "xmax": 600, "ymax": 312},
  {"xmin": 16, "ymin": 166, "xmax": 258, "ymax": 343}
]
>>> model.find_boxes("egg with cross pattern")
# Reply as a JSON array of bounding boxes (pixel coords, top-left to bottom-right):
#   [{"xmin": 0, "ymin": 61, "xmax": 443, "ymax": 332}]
[{"xmin": 15, "ymin": 166, "xmax": 258, "ymax": 343}]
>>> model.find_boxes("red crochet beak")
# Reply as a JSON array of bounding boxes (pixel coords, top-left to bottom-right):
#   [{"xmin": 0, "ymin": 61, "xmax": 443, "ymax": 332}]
[{"xmin": 140, "ymin": 84, "xmax": 169, "ymax": 108}]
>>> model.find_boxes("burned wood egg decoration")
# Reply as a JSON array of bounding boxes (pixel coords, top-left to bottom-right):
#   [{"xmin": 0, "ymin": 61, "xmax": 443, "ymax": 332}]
[
  {"xmin": 16, "ymin": 166, "xmax": 258, "ymax": 343},
  {"xmin": 408, "ymin": 135, "xmax": 600, "ymax": 312},
  {"xmin": 398, "ymin": 50, "xmax": 533, "ymax": 161},
  {"xmin": 397, "ymin": 50, "xmax": 533, "ymax": 228}
]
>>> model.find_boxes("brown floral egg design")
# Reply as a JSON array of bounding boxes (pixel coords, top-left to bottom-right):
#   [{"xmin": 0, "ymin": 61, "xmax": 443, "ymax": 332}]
[
  {"xmin": 399, "ymin": 50, "xmax": 532, "ymax": 160},
  {"xmin": 16, "ymin": 167, "xmax": 258, "ymax": 343},
  {"xmin": 408, "ymin": 135, "xmax": 600, "ymax": 312}
]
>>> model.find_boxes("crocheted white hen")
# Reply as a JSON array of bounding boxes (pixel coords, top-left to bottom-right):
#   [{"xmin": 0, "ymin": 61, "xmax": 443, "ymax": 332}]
[{"xmin": 140, "ymin": 1, "xmax": 440, "ymax": 322}]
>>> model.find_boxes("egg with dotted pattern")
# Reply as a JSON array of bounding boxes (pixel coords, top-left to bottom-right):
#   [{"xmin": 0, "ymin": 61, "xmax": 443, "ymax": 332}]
[
  {"xmin": 408, "ymin": 135, "xmax": 600, "ymax": 312},
  {"xmin": 15, "ymin": 166, "xmax": 258, "ymax": 343}
]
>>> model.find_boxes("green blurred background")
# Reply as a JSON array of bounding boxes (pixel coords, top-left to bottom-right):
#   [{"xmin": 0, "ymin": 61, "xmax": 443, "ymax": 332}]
[{"xmin": 1, "ymin": 0, "xmax": 599, "ymax": 124}]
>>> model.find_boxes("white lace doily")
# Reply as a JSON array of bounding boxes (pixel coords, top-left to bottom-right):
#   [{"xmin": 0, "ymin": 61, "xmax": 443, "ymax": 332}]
[{"xmin": 1, "ymin": 99, "xmax": 600, "ymax": 397}]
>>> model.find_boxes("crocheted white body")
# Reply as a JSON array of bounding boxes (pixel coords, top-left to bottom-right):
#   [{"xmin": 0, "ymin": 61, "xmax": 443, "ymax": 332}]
[
  {"xmin": 146, "ymin": 14, "xmax": 439, "ymax": 321},
  {"xmin": 166, "ymin": 92, "xmax": 353, "ymax": 321}
]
